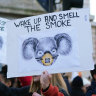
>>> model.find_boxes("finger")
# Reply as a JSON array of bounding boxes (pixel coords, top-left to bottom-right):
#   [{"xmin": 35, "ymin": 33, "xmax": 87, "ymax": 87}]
[
  {"xmin": 43, "ymin": 70, "xmax": 48, "ymax": 74},
  {"xmin": 44, "ymin": 70, "xmax": 49, "ymax": 74},
  {"xmin": 43, "ymin": 71, "xmax": 49, "ymax": 76},
  {"xmin": 43, "ymin": 71, "xmax": 45, "ymax": 74},
  {"xmin": 44, "ymin": 71, "xmax": 51, "ymax": 79},
  {"xmin": 32, "ymin": 92, "xmax": 39, "ymax": 96},
  {"xmin": 48, "ymin": 74, "xmax": 52, "ymax": 79}
]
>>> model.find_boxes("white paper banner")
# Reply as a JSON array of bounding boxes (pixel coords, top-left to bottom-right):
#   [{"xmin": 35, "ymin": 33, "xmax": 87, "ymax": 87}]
[
  {"xmin": 0, "ymin": 18, "xmax": 9, "ymax": 64},
  {"xmin": 6, "ymin": 8, "xmax": 94, "ymax": 78}
]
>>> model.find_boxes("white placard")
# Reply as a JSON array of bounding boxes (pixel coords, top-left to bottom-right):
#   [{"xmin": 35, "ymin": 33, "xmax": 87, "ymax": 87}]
[
  {"xmin": 0, "ymin": 18, "xmax": 9, "ymax": 64},
  {"xmin": 6, "ymin": 8, "xmax": 94, "ymax": 78}
]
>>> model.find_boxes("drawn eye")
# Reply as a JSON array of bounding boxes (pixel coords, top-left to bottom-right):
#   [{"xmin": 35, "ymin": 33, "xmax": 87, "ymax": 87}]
[
  {"xmin": 51, "ymin": 49, "xmax": 56, "ymax": 54},
  {"xmin": 37, "ymin": 51, "xmax": 43, "ymax": 56}
]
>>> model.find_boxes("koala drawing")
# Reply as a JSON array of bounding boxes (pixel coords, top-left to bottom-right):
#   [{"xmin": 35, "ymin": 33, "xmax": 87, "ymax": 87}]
[
  {"xmin": 0, "ymin": 36, "xmax": 3, "ymax": 49},
  {"xmin": 22, "ymin": 33, "xmax": 72, "ymax": 66}
]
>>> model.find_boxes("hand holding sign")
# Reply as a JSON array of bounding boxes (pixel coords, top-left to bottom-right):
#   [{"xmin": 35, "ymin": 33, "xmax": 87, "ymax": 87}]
[{"xmin": 40, "ymin": 71, "xmax": 51, "ymax": 90}]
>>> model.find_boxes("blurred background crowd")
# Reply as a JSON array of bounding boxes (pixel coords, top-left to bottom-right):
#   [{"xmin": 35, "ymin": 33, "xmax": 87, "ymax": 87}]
[{"xmin": 0, "ymin": 64, "xmax": 96, "ymax": 96}]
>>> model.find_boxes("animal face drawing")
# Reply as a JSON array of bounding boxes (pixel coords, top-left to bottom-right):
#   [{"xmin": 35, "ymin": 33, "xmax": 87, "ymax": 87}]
[
  {"xmin": 22, "ymin": 33, "xmax": 72, "ymax": 66},
  {"xmin": 0, "ymin": 36, "xmax": 3, "ymax": 49}
]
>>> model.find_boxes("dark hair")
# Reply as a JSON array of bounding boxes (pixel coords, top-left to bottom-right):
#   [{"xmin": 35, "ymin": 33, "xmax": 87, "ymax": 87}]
[
  {"xmin": 71, "ymin": 76, "xmax": 83, "ymax": 88},
  {"xmin": 0, "ymin": 65, "xmax": 7, "ymax": 77},
  {"xmin": 90, "ymin": 64, "xmax": 96, "ymax": 80},
  {"xmin": 0, "ymin": 65, "xmax": 15, "ymax": 87}
]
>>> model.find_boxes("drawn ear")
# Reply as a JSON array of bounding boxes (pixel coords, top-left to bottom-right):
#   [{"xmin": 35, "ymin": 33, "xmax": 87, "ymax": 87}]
[
  {"xmin": 54, "ymin": 33, "xmax": 72, "ymax": 55},
  {"xmin": 22, "ymin": 37, "xmax": 38, "ymax": 60}
]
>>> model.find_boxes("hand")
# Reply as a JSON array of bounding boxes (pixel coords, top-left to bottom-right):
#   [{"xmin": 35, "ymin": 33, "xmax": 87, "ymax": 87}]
[
  {"xmin": 32, "ymin": 92, "xmax": 41, "ymax": 96},
  {"xmin": 40, "ymin": 71, "xmax": 51, "ymax": 90}
]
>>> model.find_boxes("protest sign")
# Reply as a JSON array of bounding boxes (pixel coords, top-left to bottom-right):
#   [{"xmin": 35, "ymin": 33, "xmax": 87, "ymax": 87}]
[
  {"xmin": 6, "ymin": 8, "xmax": 94, "ymax": 78},
  {"xmin": 0, "ymin": 18, "xmax": 8, "ymax": 64}
]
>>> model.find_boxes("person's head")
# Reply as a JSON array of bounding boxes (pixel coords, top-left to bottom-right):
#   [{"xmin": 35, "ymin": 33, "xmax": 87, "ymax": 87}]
[
  {"xmin": 71, "ymin": 76, "xmax": 83, "ymax": 89},
  {"xmin": 0, "ymin": 65, "xmax": 15, "ymax": 87},
  {"xmin": 90, "ymin": 64, "xmax": 96, "ymax": 81},
  {"xmin": 29, "ymin": 73, "xmax": 69, "ymax": 95}
]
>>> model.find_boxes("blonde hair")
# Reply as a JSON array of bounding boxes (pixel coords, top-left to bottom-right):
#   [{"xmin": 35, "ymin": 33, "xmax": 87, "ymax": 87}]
[
  {"xmin": 29, "ymin": 73, "xmax": 69, "ymax": 95},
  {"xmin": 64, "ymin": 72, "xmax": 72, "ymax": 82}
]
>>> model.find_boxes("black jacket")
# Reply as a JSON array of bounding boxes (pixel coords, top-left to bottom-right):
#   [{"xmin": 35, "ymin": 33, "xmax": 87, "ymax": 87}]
[
  {"xmin": 71, "ymin": 87, "xmax": 85, "ymax": 96},
  {"xmin": 86, "ymin": 81, "xmax": 96, "ymax": 96},
  {"xmin": 0, "ymin": 82, "xmax": 31, "ymax": 96},
  {"xmin": 0, "ymin": 82, "xmax": 69, "ymax": 96}
]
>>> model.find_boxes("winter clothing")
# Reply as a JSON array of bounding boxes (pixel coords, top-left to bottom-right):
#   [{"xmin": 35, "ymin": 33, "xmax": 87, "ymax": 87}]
[
  {"xmin": 71, "ymin": 88, "xmax": 85, "ymax": 96},
  {"xmin": 63, "ymin": 76, "xmax": 72, "ymax": 95},
  {"xmin": 42, "ymin": 84, "xmax": 64, "ymax": 96},
  {"xmin": 0, "ymin": 81, "xmax": 67, "ymax": 96},
  {"xmin": 18, "ymin": 76, "xmax": 32, "ymax": 86},
  {"xmin": 86, "ymin": 80, "xmax": 96, "ymax": 96},
  {"xmin": 0, "ymin": 82, "xmax": 30, "ymax": 96}
]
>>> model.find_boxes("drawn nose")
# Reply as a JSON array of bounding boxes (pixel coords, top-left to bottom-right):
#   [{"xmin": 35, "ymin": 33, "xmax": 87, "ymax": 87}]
[
  {"xmin": 45, "ymin": 58, "xmax": 50, "ymax": 63},
  {"xmin": 41, "ymin": 53, "xmax": 53, "ymax": 66}
]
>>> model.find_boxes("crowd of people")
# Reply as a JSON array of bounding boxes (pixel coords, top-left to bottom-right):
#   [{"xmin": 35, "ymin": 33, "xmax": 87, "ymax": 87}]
[{"xmin": 0, "ymin": 64, "xmax": 96, "ymax": 96}]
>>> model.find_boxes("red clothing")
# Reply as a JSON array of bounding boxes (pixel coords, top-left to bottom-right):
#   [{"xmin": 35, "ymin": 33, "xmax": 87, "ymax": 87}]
[
  {"xmin": 41, "ymin": 84, "xmax": 64, "ymax": 96},
  {"xmin": 18, "ymin": 76, "xmax": 32, "ymax": 86}
]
